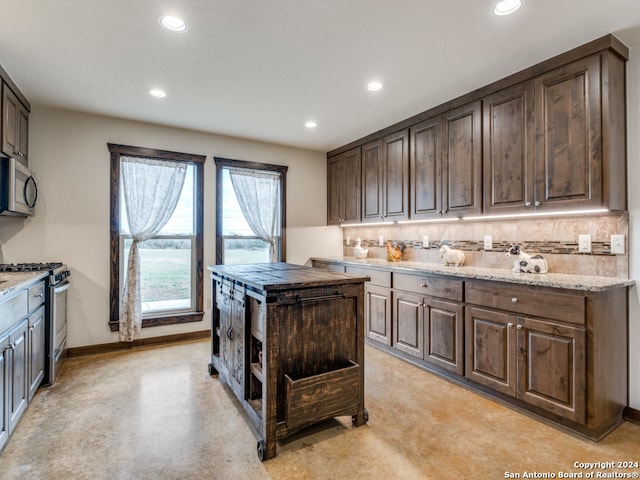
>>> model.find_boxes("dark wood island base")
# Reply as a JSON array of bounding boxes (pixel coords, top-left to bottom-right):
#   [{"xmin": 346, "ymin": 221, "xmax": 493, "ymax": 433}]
[{"xmin": 208, "ymin": 263, "xmax": 369, "ymax": 461}]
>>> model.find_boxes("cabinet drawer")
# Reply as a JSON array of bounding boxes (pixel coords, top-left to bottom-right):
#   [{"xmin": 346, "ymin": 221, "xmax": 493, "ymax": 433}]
[
  {"xmin": 346, "ymin": 266, "xmax": 390, "ymax": 287},
  {"xmin": 0, "ymin": 290, "xmax": 28, "ymax": 334},
  {"xmin": 28, "ymin": 282, "xmax": 46, "ymax": 312},
  {"xmin": 393, "ymin": 272, "xmax": 462, "ymax": 301},
  {"xmin": 465, "ymin": 281, "xmax": 585, "ymax": 325}
]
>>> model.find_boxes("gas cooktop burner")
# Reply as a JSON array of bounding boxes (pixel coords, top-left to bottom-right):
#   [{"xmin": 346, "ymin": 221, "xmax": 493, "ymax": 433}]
[{"xmin": 0, "ymin": 262, "xmax": 64, "ymax": 272}]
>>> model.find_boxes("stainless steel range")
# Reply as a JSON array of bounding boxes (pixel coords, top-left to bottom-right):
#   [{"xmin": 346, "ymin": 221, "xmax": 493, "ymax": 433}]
[{"xmin": 0, "ymin": 262, "xmax": 71, "ymax": 384}]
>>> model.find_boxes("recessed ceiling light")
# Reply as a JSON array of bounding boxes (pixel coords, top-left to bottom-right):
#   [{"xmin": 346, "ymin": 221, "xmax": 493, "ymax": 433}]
[
  {"xmin": 150, "ymin": 89, "xmax": 167, "ymax": 98},
  {"xmin": 493, "ymin": 0, "xmax": 522, "ymax": 16},
  {"xmin": 305, "ymin": 121, "xmax": 317, "ymax": 129},
  {"xmin": 160, "ymin": 15, "xmax": 187, "ymax": 32},
  {"xmin": 366, "ymin": 82, "xmax": 383, "ymax": 92}
]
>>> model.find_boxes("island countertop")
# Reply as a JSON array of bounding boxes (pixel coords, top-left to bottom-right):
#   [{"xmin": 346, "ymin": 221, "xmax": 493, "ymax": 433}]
[
  {"xmin": 208, "ymin": 262, "xmax": 370, "ymax": 293},
  {"xmin": 311, "ymin": 256, "xmax": 634, "ymax": 292}
]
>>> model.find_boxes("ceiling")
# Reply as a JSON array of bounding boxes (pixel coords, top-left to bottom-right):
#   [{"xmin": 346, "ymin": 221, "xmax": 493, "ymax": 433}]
[{"xmin": 2, "ymin": 0, "xmax": 640, "ymax": 153}]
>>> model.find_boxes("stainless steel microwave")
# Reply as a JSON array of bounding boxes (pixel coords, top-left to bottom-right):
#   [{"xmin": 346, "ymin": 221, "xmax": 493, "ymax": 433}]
[{"xmin": 0, "ymin": 157, "xmax": 37, "ymax": 216}]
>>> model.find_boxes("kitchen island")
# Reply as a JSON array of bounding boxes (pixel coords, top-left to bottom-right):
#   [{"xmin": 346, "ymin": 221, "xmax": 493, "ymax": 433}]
[{"xmin": 207, "ymin": 263, "xmax": 369, "ymax": 461}]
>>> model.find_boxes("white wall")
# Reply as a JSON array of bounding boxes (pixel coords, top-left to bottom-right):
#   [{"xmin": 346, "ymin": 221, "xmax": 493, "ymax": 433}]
[
  {"xmin": 0, "ymin": 107, "xmax": 341, "ymax": 347},
  {"xmin": 627, "ymin": 41, "xmax": 640, "ymax": 410}
]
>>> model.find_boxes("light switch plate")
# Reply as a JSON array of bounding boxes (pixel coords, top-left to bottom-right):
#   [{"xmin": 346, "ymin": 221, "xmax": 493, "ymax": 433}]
[
  {"xmin": 484, "ymin": 235, "xmax": 493, "ymax": 250},
  {"xmin": 611, "ymin": 234, "xmax": 625, "ymax": 254},
  {"xmin": 422, "ymin": 235, "xmax": 429, "ymax": 248},
  {"xmin": 578, "ymin": 234, "xmax": 592, "ymax": 253}
]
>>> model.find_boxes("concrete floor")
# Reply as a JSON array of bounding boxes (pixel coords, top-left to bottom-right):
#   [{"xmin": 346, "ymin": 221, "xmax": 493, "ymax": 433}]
[{"xmin": 1, "ymin": 339, "xmax": 639, "ymax": 480}]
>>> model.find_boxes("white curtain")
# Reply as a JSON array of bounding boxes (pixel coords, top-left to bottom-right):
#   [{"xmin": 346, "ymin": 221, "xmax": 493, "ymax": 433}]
[
  {"xmin": 120, "ymin": 156, "xmax": 187, "ymax": 341},
  {"xmin": 229, "ymin": 168, "xmax": 280, "ymax": 262}
]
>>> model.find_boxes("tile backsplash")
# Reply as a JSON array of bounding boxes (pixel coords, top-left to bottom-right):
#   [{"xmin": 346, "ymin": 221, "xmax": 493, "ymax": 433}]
[{"xmin": 342, "ymin": 212, "xmax": 629, "ymax": 278}]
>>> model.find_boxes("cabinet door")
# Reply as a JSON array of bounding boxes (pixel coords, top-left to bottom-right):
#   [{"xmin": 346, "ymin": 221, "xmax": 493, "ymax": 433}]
[
  {"xmin": 410, "ymin": 117, "xmax": 441, "ymax": 219},
  {"xmin": 517, "ymin": 317, "xmax": 586, "ymax": 424},
  {"xmin": 2, "ymin": 85, "xmax": 19, "ymax": 159},
  {"xmin": 483, "ymin": 81, "xmax": 535, "ymax": 214},
  {"xmin": 393, "ymin": 290, "xmax": 423, "ymax": 358},
  {"xmin": 8, "ymin": 319, "xmax": 28, "ymax": 433},
  {"xmin": 342, "ymin": 147, "xmax": 362, "ymax": 223},
  {"xmin": 361, "ymin": 139, "xmax": 384, "ymax": 222},
  {"xmin": 465, "ymin": 307, "xmax": 516, "ymax": 396},
  {"xmin": 365, "ymin": 284, "xmax": 391, "ymax": 345},
  {"xmin": 28, "ymin": 305, "xmax": 45, "ymax": 401},
  {"xmin": 424, "ymin": 299, "xmax": 464, "ymax": 375},
  {"xmin": 382, "ymin": 129, "xmax": 409, "ymax": 221},
  {"xmin": 17, "ymin": 102, "xmax": 29, "ymax": 164},
  {"xmin": 442, "ymin": 101, "xmax": 482, "ymax": 216},
  {"xmin": 534, "ymin": 54, "xmax": 602, "ymax": 211},
  {"xmin": 327, "ymin": 154, "xmax": 345, "ymax": 225},
  {"xmin": 0, "ymin": 333, "xmax": 9, "ymax": 451},
  {"xmin": 327, "ymin": 148, "xmax": 361, "ymax": 225}
]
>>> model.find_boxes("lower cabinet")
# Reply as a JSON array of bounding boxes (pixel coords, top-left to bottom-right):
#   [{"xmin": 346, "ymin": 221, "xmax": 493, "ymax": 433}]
[
  {"xmin": 365, "ymin": 284, "xmax": 392, "ymax": 345},
  {"xmin": 465, "ymin": 307, "xmax": 586, "ymax": 423},
  {"xmin": 393, "ymin": 290, "xmax": 464, "ymax": 375},
  {"xmin": 0, "ymin": 331, "xmax": 10, "ymax": 451},
  {"xmin": 7, "ymin": 319, "xmax": 29, "ymax": 436}
]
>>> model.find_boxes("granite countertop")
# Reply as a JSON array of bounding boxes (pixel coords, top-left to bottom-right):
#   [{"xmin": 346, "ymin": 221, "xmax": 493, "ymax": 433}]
[
  {"xmin": 0, "ymin": 271, "xmax": 48, "ymax": 301},
  {"xmin": 312, "ymin": 256, "xmax": 635, "ymax": 292}
]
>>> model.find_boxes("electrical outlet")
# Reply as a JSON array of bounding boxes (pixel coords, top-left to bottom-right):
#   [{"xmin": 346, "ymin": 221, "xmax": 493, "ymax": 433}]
[
  {"xmin": 611, "ymin": 234, "xmax": 625, "ymax": 254},
  {"xmin": 422, "ymin": 235, "xmax": 429, "ymax": 248},
  {"xmin": 578, "ymin": 234, "xmax": 592, "ymax": 253},
  {"xmin": 484, "ymin": 235, "xmax": 493, "ymax": 250}
]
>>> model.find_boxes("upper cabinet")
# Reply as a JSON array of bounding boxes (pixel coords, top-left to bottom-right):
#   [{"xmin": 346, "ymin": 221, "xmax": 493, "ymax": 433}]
[
  {"xmin": 327, "ymin": 147, "xmax": 361, "ymax": 225},
  {"xmin": 483, "ymin": 81, "xmax": 535, "ymax": 215},
  {"xmin": 410, "ymin": 101, "xmax": 482, "ymax": 219},
  {"xmin": 1, "ymin": 83, "xmax": 29, "ymax": 166},
  {"xmin": 327, "ymin": 34, "xmax": 628, "ymax": 225},
  {"xmin": 362, "ymin": 130, "xmax": 409, "ymax": 223}
]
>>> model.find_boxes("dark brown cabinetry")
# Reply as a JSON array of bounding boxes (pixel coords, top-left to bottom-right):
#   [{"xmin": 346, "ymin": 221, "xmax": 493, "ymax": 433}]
[
  {"xmin": 209, "ymin": 263, "xmax": 368, "ymax": 461},
  {"xmin": 328, "ymin": 35, "xmax": 627, "ymax": 223},
  {"xmin": 327, "ymin": 147, "xmax": 361, "ymax": 225},
  {"xmin": 483, "ymin": 81, "xmax": 535, "ymax": 214},
  {"xmin": 362, "ymin": 130, "xmax": 409, "ymax": 222},
  {"xmin": 1, "ymin": 84, "xmax": 29, "ymax": 166},
  {"xmin": 465, "ymin": 279, "xmax": 625, "ymax": 436},
  {"xmin": 346, "ymin": 266, "xmax": 392, "ymax": 346},
  {"xmin": 392, "ymin": 273, "xmax": 464, "ymax": 375}
]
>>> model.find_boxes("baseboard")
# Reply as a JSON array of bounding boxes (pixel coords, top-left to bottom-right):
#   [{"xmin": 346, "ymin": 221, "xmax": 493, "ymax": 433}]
[
  {"xmin": 624, "ymin": 406, "xmax": 640, "ymax": 425},
  {"xmin": 66, "ymin": 330, "xmax": 211, "ymax": 357}
]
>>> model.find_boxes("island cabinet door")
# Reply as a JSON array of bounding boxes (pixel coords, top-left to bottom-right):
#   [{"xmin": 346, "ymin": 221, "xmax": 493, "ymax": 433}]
[
  {"xmin": 465, "ymin": 307, "xmax": 517, "ymax": 397},
  {"xmin": 228, "ymin": 290, "xmax": 246, "ymax": 399},
  {"xmin": 365, "ymin": 284, "xmax": 391, "ymax": 345},
  {"xmin": 393, "ymin": 290, "xmax": 423, "ymax": 358},
  {"xmin": 516, "ymin": 317, "xmax": 586, "ymax": 424}
]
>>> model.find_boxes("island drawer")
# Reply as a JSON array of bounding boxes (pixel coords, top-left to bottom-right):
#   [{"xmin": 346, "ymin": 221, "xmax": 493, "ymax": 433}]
[
  {"xmin": 393, "ymin": 272, "xmax": 463, "ymax": 301},
  {"xmin": 284, "ymin": 360, "xmax": 360, "ymax": 429},
  {"xmin": 465, "ymin": 280, "xmax": 585, "ymax": 325}
]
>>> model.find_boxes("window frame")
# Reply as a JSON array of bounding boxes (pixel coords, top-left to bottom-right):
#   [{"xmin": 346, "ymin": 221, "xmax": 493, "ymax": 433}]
[
  {"xmin": 109, "ymin": 143, "xmax": 205, "ymax": 332},
  {"xmin": 214, "ymin": 157, "xmax": 287, "ymax": 265}
]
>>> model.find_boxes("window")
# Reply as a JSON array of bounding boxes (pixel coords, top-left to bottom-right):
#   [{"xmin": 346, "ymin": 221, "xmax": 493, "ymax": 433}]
[
  {"xmin": 109, "ymin": 144, "xmax": 205, "ymax": 332},
  {"xmin": 215, "ymin": 158, "xmax": 287, "ymax": 265}
]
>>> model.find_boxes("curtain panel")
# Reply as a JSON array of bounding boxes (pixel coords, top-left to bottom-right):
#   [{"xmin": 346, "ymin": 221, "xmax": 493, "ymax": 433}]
[{"xmin": 119, "ymin": 156, "xmax": 187, "ymax": 341}]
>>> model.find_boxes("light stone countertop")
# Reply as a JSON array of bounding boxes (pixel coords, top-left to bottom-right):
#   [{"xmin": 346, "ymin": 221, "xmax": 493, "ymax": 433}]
[
  {"xmin": 312, "ymin": 256, "xmax": 635, "ymax": 292},
  {"xmin": 0, "ymin": 271, "xmax": 48, "ymax": 301}
]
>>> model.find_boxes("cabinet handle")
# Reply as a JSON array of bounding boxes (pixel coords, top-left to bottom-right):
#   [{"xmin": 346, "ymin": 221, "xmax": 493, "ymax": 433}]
[
  {"xmin": 507, "ymin": 323, "xmax": 513, "ymax": 328},
  {"xmin": 534, "ymin": 201, "xmax": 541, "ymax": 207},
  {"xmin": 420, "ymin": 283, "xmax": 428, "ymax": 288},
  {"xmin": 517, "ymin": 325, "xmax": 523, "ymax": 330},
  {"xmin": 226, "ymin": 326, "xmax": 233, "ymax": 340},
  {"xmin": 525, "ymin": 201, "xmax": 532, "ymax": 207},
  {"xmin": 34, "ymin": 293, "xmax": 44, "ymax": 298},
  {"xmin": 511, "ymin": 297, "xmax": 518, "ymax": 303}
]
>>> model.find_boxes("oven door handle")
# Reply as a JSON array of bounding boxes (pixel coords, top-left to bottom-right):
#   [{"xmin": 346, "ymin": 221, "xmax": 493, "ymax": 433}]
[{"xmin": 54, "ymin": 281, "xmax": 71, "ymax": 294}]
